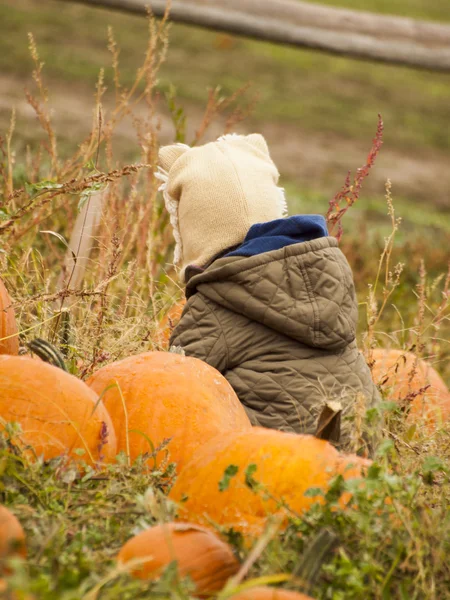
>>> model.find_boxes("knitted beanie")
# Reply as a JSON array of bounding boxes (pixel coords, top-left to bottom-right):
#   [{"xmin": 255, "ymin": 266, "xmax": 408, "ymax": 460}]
[{"xmin": 156, "ymin": 133, "xmax": 288, "ymax": 279}]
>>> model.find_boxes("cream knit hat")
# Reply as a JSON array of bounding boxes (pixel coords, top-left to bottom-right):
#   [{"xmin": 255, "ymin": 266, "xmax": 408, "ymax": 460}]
[{"xmin": 156, "ymin": 133, "xmax": 288, "ymax": 279}]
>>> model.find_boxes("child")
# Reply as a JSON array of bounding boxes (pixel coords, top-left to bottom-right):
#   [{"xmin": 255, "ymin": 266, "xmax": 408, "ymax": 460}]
[{"xmin": 157, "ymin": 133, "xmax": 379, "ymax": 450}]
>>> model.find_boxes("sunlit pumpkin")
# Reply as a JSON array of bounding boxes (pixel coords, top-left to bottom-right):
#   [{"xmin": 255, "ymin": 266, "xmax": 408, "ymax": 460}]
[
  {"xmin": 229, "ymin": 587, "xmax": 315, "ymax": 600},
  {"xmin": 157, "ymin": 297, "xmax": 186, "ymax": 349},
  {"xmin": 170, "ymin": 427, "xmax": 370, "ymax": 536},
  {"xmin": 0, "ymin": 355, "xmax": 116, "ymax": 465},
  {"xmin": 0, "ymin": 277, "xmax": 19, "ymax": 355},
  {"xmin": 87, "ymin": 351, "xmax": 251, "ymax": 471},
  {"xmin": 117, "ymin": 522, "xmax": 239, "ymax": 595},
  {"xmin": 370, "ymin": 348, "xmax": 450, "ymax": 425},
  {"xmin": 0, "ymin": 505, "xmax": 26, "ymax": 571}
]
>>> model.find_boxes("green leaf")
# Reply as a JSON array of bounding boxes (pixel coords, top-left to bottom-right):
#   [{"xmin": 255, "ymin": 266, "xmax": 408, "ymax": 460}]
[
  {"xmin": 375, "ymin": 439, "xmax": 395, "ymax": 458},
  {"xmin": 25, "ymin": 179, "xmax": 63, "ymax": 199},
  {"xmin": 218, "ymin": 464, "xmax": 239, "ymax": 492},
  {"xmin": 304, "ymin": 487, "xmax": 324, "ymax": 498},
  {"xmin": 77, "ymin": 182, "xmax": 107, "ymax": 212},
  {"xmin": 367, "ymin": 463, "xmax": 382, "ymax": 480},
  {"xmin": 422, "ymin": 455, "xmax": 446, "ymax": 473},
  {"xmin": 244, "ymin": 463, "xmax": 259, "ymax": 490}
]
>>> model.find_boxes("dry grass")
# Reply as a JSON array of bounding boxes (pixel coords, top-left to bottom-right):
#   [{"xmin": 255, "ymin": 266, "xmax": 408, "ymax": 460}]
[{"xmin": 0, "ymin": 10, "xmax": 253, "ymax": 378}]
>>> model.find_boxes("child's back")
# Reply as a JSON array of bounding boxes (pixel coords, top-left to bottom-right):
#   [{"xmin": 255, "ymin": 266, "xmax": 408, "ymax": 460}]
[{"xmin": 158, "ymin": 133, "xmax": 379, "ymax": 449}]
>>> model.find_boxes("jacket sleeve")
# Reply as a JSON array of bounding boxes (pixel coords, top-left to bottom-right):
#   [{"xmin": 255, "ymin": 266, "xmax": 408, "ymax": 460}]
[{"xmin": 169, "ymin": 294, "xmax": 229, "ymax": 374}]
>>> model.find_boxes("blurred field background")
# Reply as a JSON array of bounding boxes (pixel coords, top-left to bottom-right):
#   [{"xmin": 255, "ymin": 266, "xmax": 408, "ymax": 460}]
[{"xmin": 1, "ymin": 0, "xmax": 450, "ymax": 224}]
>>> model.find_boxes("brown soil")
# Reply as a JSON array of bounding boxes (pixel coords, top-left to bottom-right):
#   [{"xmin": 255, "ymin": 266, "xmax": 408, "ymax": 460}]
[{"xmin": 1, "ymin": 73, "xmax": 449, "ymax": 209}]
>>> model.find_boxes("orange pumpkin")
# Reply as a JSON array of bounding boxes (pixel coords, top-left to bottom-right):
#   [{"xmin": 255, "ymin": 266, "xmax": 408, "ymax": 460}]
[
  {"xmin": 0, "ymin": 505, "xmax": 26, "ymax": 571},
  {"xmin": 0, "ymin": 277, "xmax": 19, "ymax": 355},
  {"xmin": 157, "ymin": 297, "xmax": 186, "ymax": 349},
  {"xmin": 118, "ymin": 522, "xmax": 239, "ymax": 594},
  {"xmin": 170, "ymin": 428, "xmax": 370, "ymax": 536},
  {"xmin": 370, "ymin": 348, "xmax": 450, "ymax": 425},
  {"xmin": 229, "ymin": 587, "xmax": 315, "ymax": 600},
  {"xmin": 87, "ymin": 351, "xmax": 251, "ymax": 471},
  {"xmin": 0, "ymin": 355, "xmax": 117, "ymax": 465}
]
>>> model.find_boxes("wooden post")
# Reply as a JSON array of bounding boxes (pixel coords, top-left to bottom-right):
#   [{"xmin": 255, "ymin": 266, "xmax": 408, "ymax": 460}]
[{"xmin": 59, "ymin": 0, "xmax": 450, "ymax": 72}]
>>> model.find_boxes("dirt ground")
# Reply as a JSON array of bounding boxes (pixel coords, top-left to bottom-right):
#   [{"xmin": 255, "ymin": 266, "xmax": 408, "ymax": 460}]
[{"xmin": 1, "ymin": 72, "xmax": 449, "ymax": 210}]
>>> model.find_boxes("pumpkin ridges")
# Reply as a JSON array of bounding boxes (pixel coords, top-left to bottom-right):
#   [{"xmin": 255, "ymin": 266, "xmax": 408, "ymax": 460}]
[
  {"xmin": 0, "ymin": 278, "xmax": 19, "ymax": 356},
  {"xmin": 87, "ymin": 351, "xmax": 251, "ymax": 471},
  {"xmin": 0, "ymin": 355, "xmax": 117, "ymax": 465},
  {"xmin": 169, "ymin": 428, "xmax": 370, "ymax": 536},
  {"xmin": 117, "ymin": 522, "xmax": 240, "ymax": 595}
]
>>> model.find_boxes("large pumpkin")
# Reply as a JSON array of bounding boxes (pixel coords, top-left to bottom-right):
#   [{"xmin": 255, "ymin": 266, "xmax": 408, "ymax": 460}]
[
  {"xmin": 0, "ymin": 355, "xmax": 116, "ymax": 465},
  {"xmin": 117, "ymin": 522, "xmax": 239, "ymax": 595},
  {"xmin": 370, "ymin": 348, "xmax": 450, "ymax": 424},
  {"xmin": 0, "ymin": 505, "xmax": 26, "ymax": 570},
  {"xmin": 0, "ymin": 277, "xmax": 19, "ymax": 355},
  {"xmin": 87, "ymin": 352, "xmax": 251, "ymax": 471},
  {"xmin": 170, "ymin": 428, "xmax": 370, "ymax": 536},
  {"xmin": 229, "ymin": 588, "xmax": 315, "ymax": 600}
]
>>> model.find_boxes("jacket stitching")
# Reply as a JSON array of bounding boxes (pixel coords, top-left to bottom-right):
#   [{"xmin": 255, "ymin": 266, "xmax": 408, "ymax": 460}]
[
  {"xmin": 297, "ymin": 253, "xmax": 320, "ymax": 345},
  {"xmin": 187, "ymin": 238, "xmax": 338, "ymax": 292},
  {"xmin": 201, "ymin": 296, "xmax": 230, "ymax": 370}
]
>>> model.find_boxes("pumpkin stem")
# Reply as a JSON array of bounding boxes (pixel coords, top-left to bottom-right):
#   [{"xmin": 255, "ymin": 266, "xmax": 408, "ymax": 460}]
[
  {"xmin": 28, "ymin": 338, "xmax": 68, "ymax": 372},
  {"xmin": 315, "ymin": 400, "xmax": 342, "ymax": 444}
]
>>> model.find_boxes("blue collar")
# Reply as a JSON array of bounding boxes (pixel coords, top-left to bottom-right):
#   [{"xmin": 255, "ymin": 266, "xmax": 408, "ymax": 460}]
[{"xmin": 224, "ymin": 215, "xmax": 328, "ymax": 258}]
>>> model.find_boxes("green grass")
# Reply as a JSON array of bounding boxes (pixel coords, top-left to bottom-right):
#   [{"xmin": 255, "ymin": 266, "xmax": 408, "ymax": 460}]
[{"xmin": 2, "ymin": 412, "xmax": 450, "ymax": 599}]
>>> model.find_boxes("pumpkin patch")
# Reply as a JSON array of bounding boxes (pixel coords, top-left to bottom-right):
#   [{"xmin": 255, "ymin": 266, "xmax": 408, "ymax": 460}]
[
  {"xmin": 2, "ymin": 6, "xmax": 450, "ymax": 597},
  {"xmin": 86, "ymin": 351, "xmax": 251, "ymax": 471}
]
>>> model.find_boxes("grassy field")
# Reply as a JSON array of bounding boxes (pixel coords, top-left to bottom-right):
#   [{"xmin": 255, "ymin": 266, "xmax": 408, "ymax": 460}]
[
  {"xmin": 1, "ymin": 0, "xmax": 450, "ymax": 218},
  {"xmin": 1, "ymin": 2, "xmax": 450, "ymax": 598}
]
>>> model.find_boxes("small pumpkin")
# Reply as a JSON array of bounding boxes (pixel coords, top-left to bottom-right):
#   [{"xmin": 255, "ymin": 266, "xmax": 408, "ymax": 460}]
[
  {"xmin": 370, "ymin": 348, "xmax": 450, "ymax": 425},
  {"xmin": 229, "ymin": 587, "xmax": 315, "ymax": 600},
  {"xmin": 0, "ymin": 277, "xmax": 19, "ymax": 355},
  {"xmin": 0, "ymin": 505, "xmax": 26, "ymax": 572},
  {"xmin": 157, "ymin": 297, "xmax": 186, "ymax": 349},
  {"xmin": 0, "ymin": 355, "xmax": 117, "ymax": 465},
  {"xmin": 170, "ymin": 427, "xmax": 370, "ymax": 536},
  {"xmin": 87, "ymin": 351, "xmax": 251, "ymax": 471},
  {"xmin": 117, "ymin": 522, "xmax": 240, "ymax": 595}
]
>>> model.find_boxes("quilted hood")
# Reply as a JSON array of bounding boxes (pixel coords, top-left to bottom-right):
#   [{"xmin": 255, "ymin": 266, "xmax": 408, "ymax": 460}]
[{"xmin": 185, "ymin": 236, "xmax": 358, "ymax": 351}]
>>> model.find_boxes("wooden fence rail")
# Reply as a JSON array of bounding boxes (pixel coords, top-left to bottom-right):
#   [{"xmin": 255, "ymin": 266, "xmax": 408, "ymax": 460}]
[{"xmin": 60, "ymin": 0, "xmax": 450, "ymax": 72}]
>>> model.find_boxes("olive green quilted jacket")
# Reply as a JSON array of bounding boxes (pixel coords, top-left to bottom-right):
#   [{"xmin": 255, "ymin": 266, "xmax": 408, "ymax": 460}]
[{"xmin": 170, "ymin": 236, "xmax": 379, "ymax": 448}]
